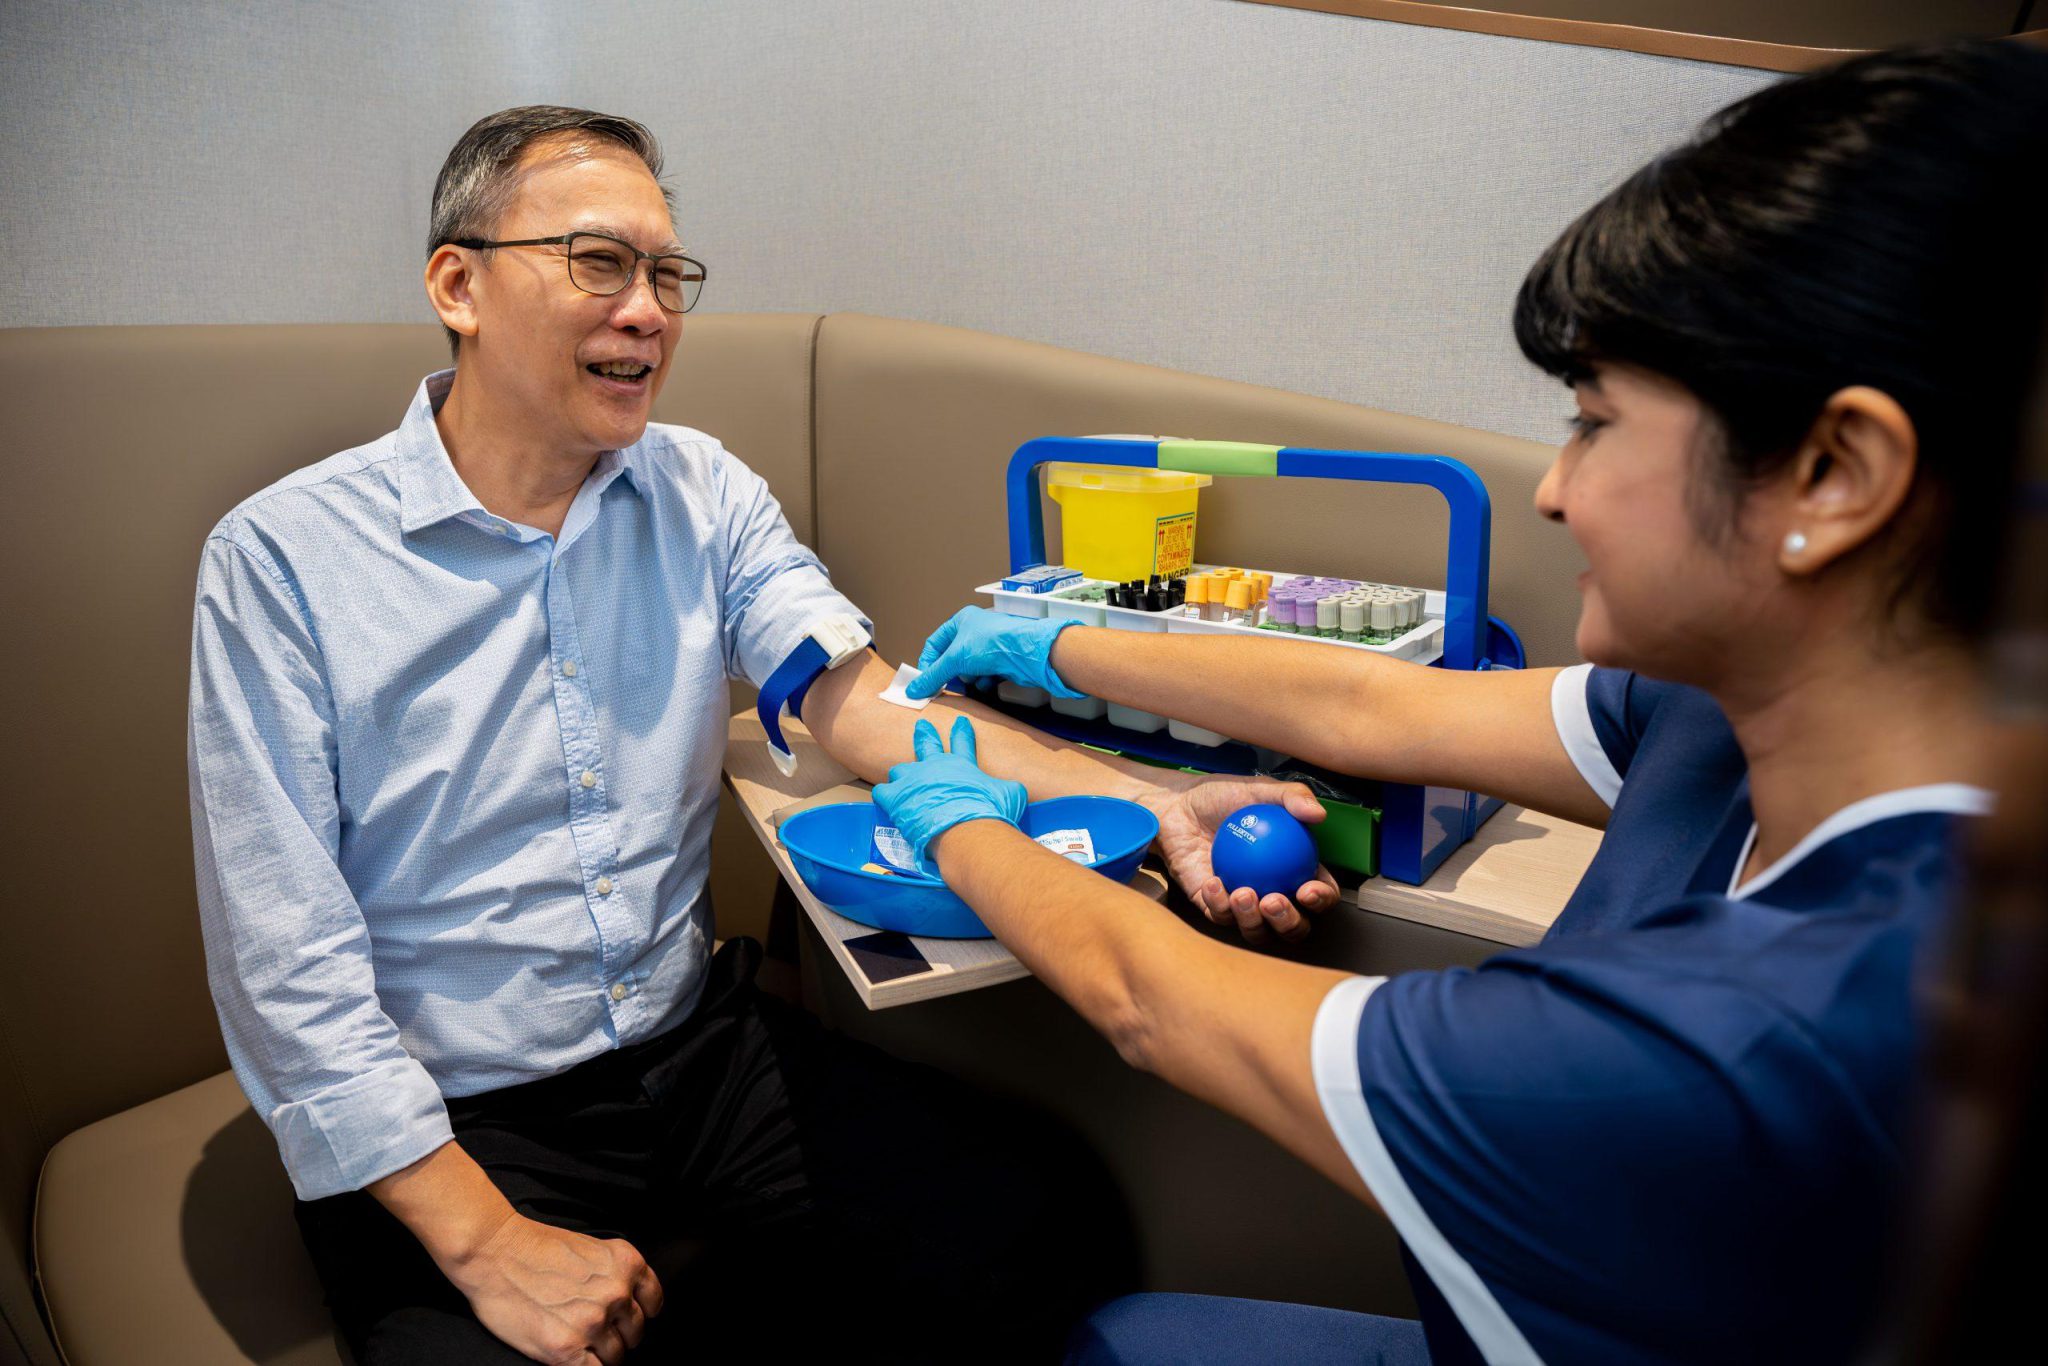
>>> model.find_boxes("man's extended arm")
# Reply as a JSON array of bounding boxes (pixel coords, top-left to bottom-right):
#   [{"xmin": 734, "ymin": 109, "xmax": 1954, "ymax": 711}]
[
  {"xmin": 802, "ymin": 652, "xmax": 1341, "ymax": 942},
  {"xmin": 803, "ymin": 651, "xmax": 1167, "ymax": 802},
  {"xmin": 708, "ymin": 446, "xmax": 1339, "ymax": 942}
]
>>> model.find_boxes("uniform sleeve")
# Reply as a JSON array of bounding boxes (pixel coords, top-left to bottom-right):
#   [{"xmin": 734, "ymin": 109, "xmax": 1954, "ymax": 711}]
[
  {"xmin": 189, "ymin": 534, "xmax": 453, "ymax": 1199},
  {"xmin": 1311, "ymin": 957, "xmax": 1783, "ymax": 1363},
  {"xmin": 1548, "ymin": 664, "xmax": 1675, "ymax": 807},
  {"xmin": 710, "ymin": 447, "xmax": 872, "ymax": 688}
]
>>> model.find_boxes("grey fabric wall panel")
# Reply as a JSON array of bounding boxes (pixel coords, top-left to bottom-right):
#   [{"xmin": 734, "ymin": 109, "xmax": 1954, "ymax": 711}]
[{"xmin": 0, "ymin": 0, "xmax": 1774, "ymax": 441}]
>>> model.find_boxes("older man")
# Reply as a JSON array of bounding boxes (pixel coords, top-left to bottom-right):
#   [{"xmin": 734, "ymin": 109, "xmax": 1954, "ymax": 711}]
[{"xmin": 188, "ymin": 106, "xmax": 1328, "ymax": 1365}]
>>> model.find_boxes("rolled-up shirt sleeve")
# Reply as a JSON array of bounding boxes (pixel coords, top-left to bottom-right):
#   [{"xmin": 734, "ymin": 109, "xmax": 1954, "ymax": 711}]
[
  {"xmin": 188, "ymin": 532, "xmax": 452, "ymax": 1199},
  {"xmin": 710, "ymin": 446, "xmax": 870, "ymax": 688}
]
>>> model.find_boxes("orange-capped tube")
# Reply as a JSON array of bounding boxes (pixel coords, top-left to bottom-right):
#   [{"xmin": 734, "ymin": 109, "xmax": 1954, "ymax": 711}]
[{"xmin": 1223, "ymin": 579, "xmax": 1254, "ymax": 624}]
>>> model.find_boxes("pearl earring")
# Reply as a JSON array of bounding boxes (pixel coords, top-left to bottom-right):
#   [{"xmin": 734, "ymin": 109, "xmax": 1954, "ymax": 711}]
[{"xmin": 1783, "ymin": 531, "xmax": 1808, "ymax": 555}]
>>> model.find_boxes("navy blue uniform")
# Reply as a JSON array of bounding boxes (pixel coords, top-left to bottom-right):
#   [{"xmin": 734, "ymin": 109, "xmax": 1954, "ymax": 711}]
[
  {"xmin": 1310, "ymin": 666, "xmax": 1988, "ymax": 1363},
  {"xmin": 1074, "ymin": 666, "xmax": 1986, "ymax": 1365}
]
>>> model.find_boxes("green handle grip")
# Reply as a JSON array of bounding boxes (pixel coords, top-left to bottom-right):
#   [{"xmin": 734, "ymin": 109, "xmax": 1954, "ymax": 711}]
[{"xmin": 1156, "ymin": 440, "xmax": 1279, "ymax": 477}]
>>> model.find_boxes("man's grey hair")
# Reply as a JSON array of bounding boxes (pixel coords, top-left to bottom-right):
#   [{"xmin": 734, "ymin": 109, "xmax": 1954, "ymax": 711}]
[{"xmin": 428, "ymin": 105, "xmax": 672, "ymax": 356}]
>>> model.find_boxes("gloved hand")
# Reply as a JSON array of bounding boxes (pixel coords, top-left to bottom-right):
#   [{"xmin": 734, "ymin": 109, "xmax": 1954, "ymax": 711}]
[
  {"xmin": 871, "ymin": 716, "xmax": 1028, "ymax": 874},
  {"xmin": 904, "ymin": 607, "xmax": 1084, "ymax": 701}
]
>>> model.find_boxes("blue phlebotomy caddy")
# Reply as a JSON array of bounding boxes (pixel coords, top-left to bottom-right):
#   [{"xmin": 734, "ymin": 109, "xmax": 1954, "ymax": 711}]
[{"xmin": 989, "ymin": 435, "xmax": 1526, "ymax": 886}]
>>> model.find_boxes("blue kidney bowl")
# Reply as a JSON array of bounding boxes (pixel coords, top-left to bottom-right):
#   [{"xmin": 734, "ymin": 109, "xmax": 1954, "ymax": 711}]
[{"xmin": 778, "ymin": 794, "xmax": 1160, "ymax": 939}]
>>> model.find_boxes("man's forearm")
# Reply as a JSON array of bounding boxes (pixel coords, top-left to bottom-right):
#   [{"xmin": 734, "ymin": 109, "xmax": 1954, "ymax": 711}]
[
  {"xmin": 803, "ymin": 652, "xmax": 1191, "ymax": 803},
  {"xmin": 367, "ymin": 1139, "xmax": 518, "ymax": 1280}
]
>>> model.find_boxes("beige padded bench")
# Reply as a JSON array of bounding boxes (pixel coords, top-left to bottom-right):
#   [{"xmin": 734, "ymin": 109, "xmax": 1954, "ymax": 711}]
[{"xmin": 3, "ymin": 314, "xmax": 1577, "ymax": 1365}]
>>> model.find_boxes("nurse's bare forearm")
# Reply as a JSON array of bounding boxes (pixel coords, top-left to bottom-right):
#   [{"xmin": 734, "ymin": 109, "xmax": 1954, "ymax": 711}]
[
  {"xmin": 804, "ymin": 652, "xmax": 1191, "ymax": 803},
  {"xmin": 930, "ymin": 818, "xmax": 1373, "ymax": 1205},
  {"xmin": 1047, "ymin": 628, "xmax": 1608, "ymax": 827}
]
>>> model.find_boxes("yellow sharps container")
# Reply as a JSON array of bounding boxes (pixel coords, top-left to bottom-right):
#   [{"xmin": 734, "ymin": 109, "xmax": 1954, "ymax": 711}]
[{"xmin": 1046, "ymin": 464, "xmax": 1213, "ymax": 582}]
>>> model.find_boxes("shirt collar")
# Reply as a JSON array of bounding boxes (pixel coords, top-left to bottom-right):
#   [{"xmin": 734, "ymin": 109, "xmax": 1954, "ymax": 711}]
[{"xmin": 395, "ymin": 370, "xmax": 647, "ymax": 537}]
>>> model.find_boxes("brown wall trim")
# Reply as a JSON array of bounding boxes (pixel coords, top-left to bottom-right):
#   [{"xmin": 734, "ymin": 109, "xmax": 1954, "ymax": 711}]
[{"xmin": 1236, "ymin": 0, "xmax": 1861, "ymax": 72}]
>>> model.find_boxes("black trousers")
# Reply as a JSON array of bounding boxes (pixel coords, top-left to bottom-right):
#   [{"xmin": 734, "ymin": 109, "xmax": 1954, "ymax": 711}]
[{"xmin": 295, "ymin": 938, "xmax": 1139, "ymax": 1364}]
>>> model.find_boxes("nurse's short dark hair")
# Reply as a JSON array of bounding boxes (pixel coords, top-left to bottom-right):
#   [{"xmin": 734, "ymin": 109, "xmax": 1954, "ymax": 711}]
[
  {"xmin": 1513, "ymin": 38, "xmax": 2048, "ymax": 644},
  {"xmin": 428, "ymin": 105, "xmax": 672, "ymax": 356}
]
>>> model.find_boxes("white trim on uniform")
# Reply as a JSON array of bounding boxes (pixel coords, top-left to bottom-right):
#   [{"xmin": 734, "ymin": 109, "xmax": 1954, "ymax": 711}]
[
  {"xmin": 1311, "ymin": 976, "xmax": 1546, "ymax": 1366},
  {"xmin": 1549, "ymin": 663, "xmax": 1622, "ymax": 808},
  {"xmin": 1728, "ymin": 782, "xmax": 1995, "ymax": 900}
]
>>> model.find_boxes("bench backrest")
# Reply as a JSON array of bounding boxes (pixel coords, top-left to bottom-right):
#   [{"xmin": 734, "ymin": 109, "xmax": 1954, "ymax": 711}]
[{"xmin": 0, "ymin": 313, "xmax": 1574, "ymax": 1361}]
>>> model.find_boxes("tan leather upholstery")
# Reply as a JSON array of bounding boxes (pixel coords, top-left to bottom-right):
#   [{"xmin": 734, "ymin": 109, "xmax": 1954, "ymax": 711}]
[
  {"xmin": 5, "ymin": 313, "xmax": 1575, "ymax": 1364},
  {"xmin": 35, "ymin": 1073, "xmax": 341, "ymax": 1366},
  {"xmin": 0, "ymin": 316, "xmax": 820, "ymax": 1366},
  {"xmin": 811, "ymin": 313, "xmax": 1579, "ymax": 671}
]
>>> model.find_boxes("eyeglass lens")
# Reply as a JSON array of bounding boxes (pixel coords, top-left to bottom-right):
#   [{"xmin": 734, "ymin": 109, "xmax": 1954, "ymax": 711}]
[{"xmin": 566, "ymin": 234, "xmax": 704, "ymax": 313}]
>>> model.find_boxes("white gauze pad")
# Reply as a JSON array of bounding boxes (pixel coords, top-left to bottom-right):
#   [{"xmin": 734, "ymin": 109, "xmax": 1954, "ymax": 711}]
[{"xmin": 879, "ymin": 662, "xmax": 933, "ymax": 711}]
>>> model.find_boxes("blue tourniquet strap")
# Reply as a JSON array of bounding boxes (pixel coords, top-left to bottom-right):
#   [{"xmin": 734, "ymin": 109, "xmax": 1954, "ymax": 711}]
[
  {"xmin": 759, "ymin": 636, "xmax": 832, "ymax": 771},
  {"xmin": 757, "ymin": 614, "xmax": 871, "ymax": 776}
]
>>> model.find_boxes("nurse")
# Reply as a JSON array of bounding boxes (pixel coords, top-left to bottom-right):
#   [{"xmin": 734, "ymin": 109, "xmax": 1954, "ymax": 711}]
[{"xmin": 876, "ymin": 40, "xmax": 2048, "ymax": 1365}]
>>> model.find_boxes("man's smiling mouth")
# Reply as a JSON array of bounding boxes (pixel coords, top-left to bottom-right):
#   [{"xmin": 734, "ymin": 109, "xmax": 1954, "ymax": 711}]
[{"xmin": 587, "ymin": 360, "xmax": 653, "ymax": 381}]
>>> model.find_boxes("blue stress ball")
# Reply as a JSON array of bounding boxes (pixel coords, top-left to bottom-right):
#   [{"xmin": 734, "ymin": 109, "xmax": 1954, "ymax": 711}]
[{"xmin": 1210, "ymin": 804, "xmax": 1319, "ymax": 901}]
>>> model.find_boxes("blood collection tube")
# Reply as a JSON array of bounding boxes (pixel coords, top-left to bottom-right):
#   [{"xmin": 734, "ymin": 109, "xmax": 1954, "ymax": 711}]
[
  {"xmin": 1340, "ymin": 599, "xmax": 1365, "ymax": 643},
  {"xmin": 1224, "ymin": 579, "xmax": 1253, "ymax": 625}
]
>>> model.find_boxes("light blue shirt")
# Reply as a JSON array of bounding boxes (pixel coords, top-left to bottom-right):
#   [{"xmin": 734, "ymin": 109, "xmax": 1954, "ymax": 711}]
[{"xmin": 188, "ymin": 371, "xmax": 865, "ymax": 1200}]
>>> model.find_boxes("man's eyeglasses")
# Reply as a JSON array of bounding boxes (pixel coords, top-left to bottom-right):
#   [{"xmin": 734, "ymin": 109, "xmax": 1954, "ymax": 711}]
[{"xmin": 449, "ymin": 231, "xmax": 707, "ymax": 314}]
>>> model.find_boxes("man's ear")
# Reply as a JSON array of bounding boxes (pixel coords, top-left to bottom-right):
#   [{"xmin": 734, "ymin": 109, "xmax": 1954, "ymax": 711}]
[
  {"xmin": 1775, "ymin": 386, "xmax": 1918, "ymax": 576},
  {"xmin": 424, "ymin": 244, "xmax": 481, "ymax": 346}
]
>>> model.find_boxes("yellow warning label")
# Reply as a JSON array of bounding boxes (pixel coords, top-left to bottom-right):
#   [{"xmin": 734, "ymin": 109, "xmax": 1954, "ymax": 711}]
[{"xmin": 1153, "ymin": 512, "xmax": 1197, "ymax": 577}]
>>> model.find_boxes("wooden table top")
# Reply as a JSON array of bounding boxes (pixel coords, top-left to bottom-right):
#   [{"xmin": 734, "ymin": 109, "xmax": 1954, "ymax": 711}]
[{"xmin": 722, "ymin": 711, "xmax": 1600, "ymax": 1009}]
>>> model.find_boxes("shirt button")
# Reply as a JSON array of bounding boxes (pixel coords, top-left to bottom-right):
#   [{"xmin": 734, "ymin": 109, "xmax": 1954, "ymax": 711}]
[
  {"xmin": 580, "ymin": 769, "xmax": 597, "ymax": 789},
  {"xmin": 595, "ymin": 876, "xmax": 614, "ymax": 895},
  {"xmin": 609, "ymin": 982, "xmax": 628, "ymax": 1002},
  {"xmin": 562, "ymin": 660, "xmax": 579, "ymax": 677}
]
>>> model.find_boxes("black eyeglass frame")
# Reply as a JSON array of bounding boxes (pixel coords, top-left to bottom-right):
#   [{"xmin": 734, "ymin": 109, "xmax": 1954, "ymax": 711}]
[{"xmin": 447, "ymin": 231, "xmax": 708, "ymax": 314}]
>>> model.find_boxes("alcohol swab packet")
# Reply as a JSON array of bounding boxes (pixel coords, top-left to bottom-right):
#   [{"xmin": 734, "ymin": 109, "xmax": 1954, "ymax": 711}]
[
  {"xmin": 879, "ymin": 662, "xmax": 933, "ymax": 711},
  {"xmin": 1032, "ymin": 828, "xmax": 1097, "ymax": 864},
  {"xmin": 868, "ymin": 823, "xmax": 925, "ymax": 874}
]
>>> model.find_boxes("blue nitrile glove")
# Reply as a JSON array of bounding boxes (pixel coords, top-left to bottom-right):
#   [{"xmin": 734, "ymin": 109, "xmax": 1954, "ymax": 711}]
[
  {"xmin": 904, "ymin": 606, "xmax": 1084, "ymax": 701},
  {"xmin": 871, "ymin": 716, "xmax": 1028, "ymax": 874}
]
